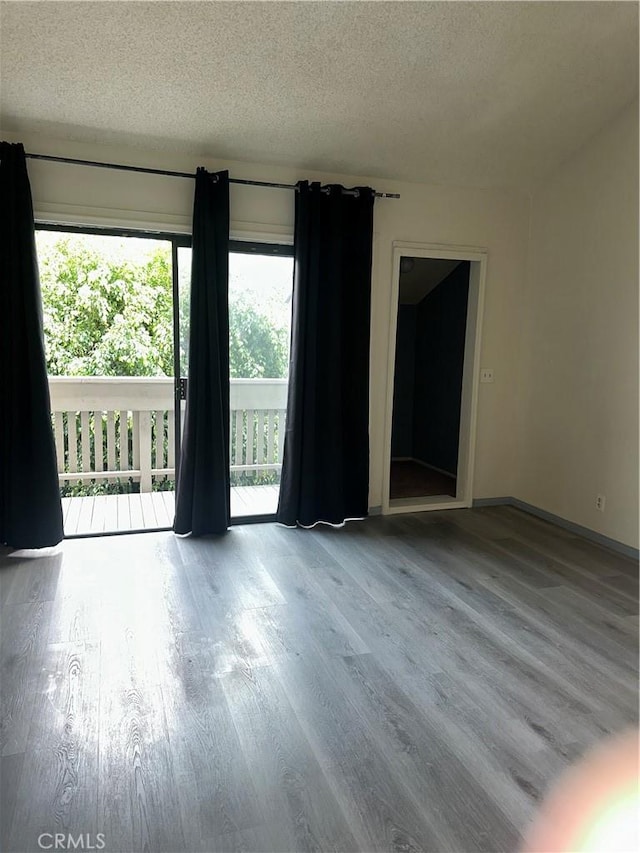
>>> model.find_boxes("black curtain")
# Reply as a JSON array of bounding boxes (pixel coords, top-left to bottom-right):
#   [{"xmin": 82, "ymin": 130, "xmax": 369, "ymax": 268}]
[
  {"xmin": 277, "ymin": 182, "xmax": 375, "ymax": 527},
  {"xmin": 0, "ymin": 142, "xmax": 64, "ymax": 548},
  {"xmin": 174, "ymin": 169, "xmax": 230, "ymax": 536}
]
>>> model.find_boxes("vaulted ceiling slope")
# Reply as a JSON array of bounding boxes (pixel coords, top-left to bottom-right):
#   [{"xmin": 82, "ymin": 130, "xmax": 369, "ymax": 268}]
[{"xmin": 0, "ymin": 1, "xmax": 637, "ymax": 191}]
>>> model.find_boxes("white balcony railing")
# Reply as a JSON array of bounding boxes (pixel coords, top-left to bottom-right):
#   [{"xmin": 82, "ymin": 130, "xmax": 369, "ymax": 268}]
[{"xmin": 48, "ymin": 376, "xmax": 288, "ymax": 492}]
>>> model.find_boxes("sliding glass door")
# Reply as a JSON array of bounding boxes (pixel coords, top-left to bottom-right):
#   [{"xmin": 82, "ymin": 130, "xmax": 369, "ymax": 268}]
[{"xmin": 37, "ymin": 226, "xmax": 292, "ymax": 535}]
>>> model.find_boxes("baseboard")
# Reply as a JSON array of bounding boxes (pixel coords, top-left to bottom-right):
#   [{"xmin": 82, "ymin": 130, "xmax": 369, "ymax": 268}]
[
  {"xmin": 472, "ymin": 496, "xmax": 639, "ymax": 561},
  {"xmin": 472, "ymin": 497, "xmax": 513, "ymax": 507},
  {"xmin": 368, "ymin": 505, "xmax": 382, "ymax": 516},
  {"xmin": 412, "ymin": 459, "xmax": 456, "ymax": 479},
  {"xmin": 391, "ymin": 457, "xmax": 456, "ymax": 479}
]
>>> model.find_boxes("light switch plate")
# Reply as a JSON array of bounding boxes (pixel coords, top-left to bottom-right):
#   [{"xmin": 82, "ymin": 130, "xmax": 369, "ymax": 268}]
[{"xmin": 480, "ymin": 368, "xmax": 494, "ymax": 383}]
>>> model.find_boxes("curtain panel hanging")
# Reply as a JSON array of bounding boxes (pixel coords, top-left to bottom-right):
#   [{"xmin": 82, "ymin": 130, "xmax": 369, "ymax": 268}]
[
  {"xmin": 0, "ymin": 142, "xmax": 64, "ymax": 548},
  {"xmin": 277, "ymin": 181, "xmax": 375, "ymax": 527},
  {"xmin": 174, "ymin": 168, "xmax": 230, "ymax": 536}
]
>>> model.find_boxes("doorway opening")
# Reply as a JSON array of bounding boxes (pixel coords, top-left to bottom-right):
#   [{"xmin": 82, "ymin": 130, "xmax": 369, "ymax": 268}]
[{"xmin": 383, "ymin": 244, "xmax": 486, "ymax": 515}]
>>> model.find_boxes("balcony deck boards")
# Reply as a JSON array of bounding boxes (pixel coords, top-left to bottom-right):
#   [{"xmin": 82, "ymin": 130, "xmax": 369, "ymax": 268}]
[{"xmin": 61, "ymin": 485, "xmax": 279, "ymax": 535}]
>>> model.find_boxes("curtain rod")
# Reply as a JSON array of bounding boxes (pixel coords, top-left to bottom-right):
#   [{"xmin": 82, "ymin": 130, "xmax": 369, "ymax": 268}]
[{"xmin": 24, "ymin": 152, "xmax": 401, "ymax": 199}]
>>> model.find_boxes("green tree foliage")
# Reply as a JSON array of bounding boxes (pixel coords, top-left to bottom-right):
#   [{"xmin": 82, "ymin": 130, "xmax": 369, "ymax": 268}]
[
  {"xmin": 228, "ymin": 294, "xmax": 288, "ymax": 379},
  {"xmin": 38, "ymin": 235, "xmax": 289, "ymax": 379},
  {"xmin": 40, "ymin": 237, "xmax": 174, "ymax": 376}
]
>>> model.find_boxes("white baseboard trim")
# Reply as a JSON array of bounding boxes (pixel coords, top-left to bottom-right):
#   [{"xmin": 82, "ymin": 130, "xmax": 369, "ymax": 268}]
[{"xmin": 472, "ymin": 497, "xmax": 639, "ymax": 561}]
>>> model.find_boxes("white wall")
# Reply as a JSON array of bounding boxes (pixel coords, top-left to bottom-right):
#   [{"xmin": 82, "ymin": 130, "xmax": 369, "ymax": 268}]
[
  {"xmin": 2, "ymin": 129, "xmax": 530, "ymax": 510},
  {"xmin": 516, "ymin": 101, "xmax": 639, "ymax": 549}
]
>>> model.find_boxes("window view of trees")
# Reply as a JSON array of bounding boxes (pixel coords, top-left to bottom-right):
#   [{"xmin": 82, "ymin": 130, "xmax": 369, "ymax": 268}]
[
  {"xmin": 228, "ymin": 293, "xmax": 289, "ymax": 380},
  {"xmin": 37, "ymin": 232, "xmax": 291, "ymax": 379},
  {"xmin": 39, "ymin": 234, "xmax": 174, "ymax": 377}
]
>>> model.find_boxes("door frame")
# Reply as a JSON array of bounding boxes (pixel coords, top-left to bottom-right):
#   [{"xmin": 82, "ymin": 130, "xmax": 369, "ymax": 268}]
[{"xmin": 381, "ymin": 241, "xmax": 487, "ymax": 515}]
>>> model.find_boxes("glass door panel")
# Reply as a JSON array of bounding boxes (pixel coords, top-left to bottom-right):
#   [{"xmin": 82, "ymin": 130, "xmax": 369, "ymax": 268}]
[
  {"xmin": 140, "ymin": 238, "xmax": 294, "ymax": 524},
  {"xmin": 228, "ymin": 246, "xmax": 294, "ymax": 519},
  {"xmin": 37, "ymin": 227, "xmax": 178, "ymax": 535},
  {"xmin": 174, "ymin": 243, "xmax": 192, "ymax": 483}
]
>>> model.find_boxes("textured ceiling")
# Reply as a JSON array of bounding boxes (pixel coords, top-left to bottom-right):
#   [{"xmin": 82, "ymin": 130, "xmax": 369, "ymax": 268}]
[
  {"xmin": 400, "ymin": 258, "xmax": 461, "ymax": 305},
  {"xmin": 0, "ymin": 1, "xmax": 637, "ymax": 191}
]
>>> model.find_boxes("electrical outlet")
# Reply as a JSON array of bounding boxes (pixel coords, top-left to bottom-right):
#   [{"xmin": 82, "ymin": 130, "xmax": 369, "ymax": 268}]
[
  {"xmin": 480, "ymin": 368, "xmax": 494, "ymax": 383},
  {"xmin": 596, "ymin": 495, "xmax": 606, "ymax": 512}
]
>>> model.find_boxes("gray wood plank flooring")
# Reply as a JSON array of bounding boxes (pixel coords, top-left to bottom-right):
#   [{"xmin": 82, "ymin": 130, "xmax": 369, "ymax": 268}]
[{"xmin": 0, "ymin": 506, "xmax": 637, "ymax": 852}]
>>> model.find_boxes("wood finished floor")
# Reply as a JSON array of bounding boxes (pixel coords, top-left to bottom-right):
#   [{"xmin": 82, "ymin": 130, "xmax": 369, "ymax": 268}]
[{"xmin": 0, "ymin": 506, "xmax": 638, "ymax": 853}]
